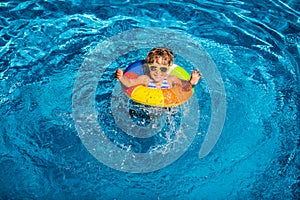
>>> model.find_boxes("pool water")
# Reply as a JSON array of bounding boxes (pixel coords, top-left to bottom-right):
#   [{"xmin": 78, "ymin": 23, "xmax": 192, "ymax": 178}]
[{"xmin": 0, "ymin": 0, "xmax": 299, "ymax": 199}]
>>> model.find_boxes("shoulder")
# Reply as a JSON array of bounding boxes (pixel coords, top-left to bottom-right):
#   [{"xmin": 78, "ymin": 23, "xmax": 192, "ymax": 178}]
[
  {"xmin": 139, "ymin": 74, "xmax": 150, "ymax": 80},
  {"xmin": 167, "ymin": 75, "xmax": 181, "ymax": 83},
  {"xmin": 137, "ymin": 75, "xmax": 150, "ymax": 84}
]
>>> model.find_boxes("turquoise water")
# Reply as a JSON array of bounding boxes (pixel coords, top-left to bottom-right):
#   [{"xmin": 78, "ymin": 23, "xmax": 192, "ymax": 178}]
[{"xmin": 1, "ymin": 0, "xmax": 299, "ymax": 199}]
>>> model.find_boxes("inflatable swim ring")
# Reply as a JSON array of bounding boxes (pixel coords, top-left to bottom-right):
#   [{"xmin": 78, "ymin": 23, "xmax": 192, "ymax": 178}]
[{"xmin": 122, "ymin": 60, "xmax": 193, "ymax": 107}]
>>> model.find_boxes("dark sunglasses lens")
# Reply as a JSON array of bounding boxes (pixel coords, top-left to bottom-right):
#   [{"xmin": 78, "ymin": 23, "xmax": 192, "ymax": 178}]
[
  {"xmin": 150, "ymin": 66, "xmax": 157, "ymax": 71},
  {"xmin": 160, "ymin": 67, "xmax": 168, "ymax": 72}
]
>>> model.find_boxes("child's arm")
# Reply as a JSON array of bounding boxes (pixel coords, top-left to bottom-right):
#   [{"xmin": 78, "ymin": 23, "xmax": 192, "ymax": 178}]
[
  {"xmin": 169, "ymin": 70, "xmax": 202, "ymax": 91},
  {"xmin": 115, "ymin": 68, "xmax": 149, "ymax": 88}
]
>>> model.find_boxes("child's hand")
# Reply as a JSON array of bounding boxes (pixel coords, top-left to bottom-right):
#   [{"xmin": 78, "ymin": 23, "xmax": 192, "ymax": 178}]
[
  {"xmin": 190, "ymin": 70, "xmax": 202, "ymax": 86},
  {"xmin": 115, "ymin": 68, "xmax": 123, "ymax": 80}
]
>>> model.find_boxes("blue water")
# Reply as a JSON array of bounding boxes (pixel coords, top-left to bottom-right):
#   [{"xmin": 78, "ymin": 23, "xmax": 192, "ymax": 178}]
[{"xmin": 1, "ymin": 0, "xmax": 299, "ymax": 199}]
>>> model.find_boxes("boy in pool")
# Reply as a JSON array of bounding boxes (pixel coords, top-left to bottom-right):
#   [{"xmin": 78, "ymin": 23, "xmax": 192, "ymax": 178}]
[{"xmin": 115, "ymin": 47, "xmax": 202, "ymax": 90}]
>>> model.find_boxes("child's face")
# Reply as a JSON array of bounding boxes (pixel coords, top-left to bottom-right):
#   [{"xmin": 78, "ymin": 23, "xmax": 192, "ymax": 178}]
[{"xmin": 148, "ymin": 61, "xmax": 169, "ymax": 83}]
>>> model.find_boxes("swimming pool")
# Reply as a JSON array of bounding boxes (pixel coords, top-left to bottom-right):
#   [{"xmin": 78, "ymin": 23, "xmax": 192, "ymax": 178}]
[{"xmin": 0, "ymin": 0, "xmax": 299, "ymax": 199}]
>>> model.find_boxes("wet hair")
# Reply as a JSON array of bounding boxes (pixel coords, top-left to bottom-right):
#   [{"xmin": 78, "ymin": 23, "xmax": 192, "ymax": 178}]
[{"xmin": 146, "ymin": 47, "xmax": 174, "ymax": 66}]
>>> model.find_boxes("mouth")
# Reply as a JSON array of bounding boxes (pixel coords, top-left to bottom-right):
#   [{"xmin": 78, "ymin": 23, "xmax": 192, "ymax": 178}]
[{"xmin": 152, "ymin": 74, "xmax": 162, "ymax": 80}]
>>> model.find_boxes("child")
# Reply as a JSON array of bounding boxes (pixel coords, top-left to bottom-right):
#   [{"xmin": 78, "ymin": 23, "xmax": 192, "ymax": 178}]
[{"xmin": 115, "ymin": 47, "xmax": 202, "ymax": 90}]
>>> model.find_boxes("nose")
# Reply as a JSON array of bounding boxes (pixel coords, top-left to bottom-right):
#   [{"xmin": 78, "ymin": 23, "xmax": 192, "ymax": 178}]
[
  {"xmin": 152, "ymin": 69, "xmax": 160, "ymax": 74},
  {"xmin": 155, "ymin": 70, "xmax": 161, "ymax": 74}
]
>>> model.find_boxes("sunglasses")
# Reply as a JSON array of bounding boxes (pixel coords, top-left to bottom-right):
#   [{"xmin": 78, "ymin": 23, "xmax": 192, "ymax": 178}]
[{"xmin": 149, "ymin": 65, "xmax": 169, "ymax": 73}]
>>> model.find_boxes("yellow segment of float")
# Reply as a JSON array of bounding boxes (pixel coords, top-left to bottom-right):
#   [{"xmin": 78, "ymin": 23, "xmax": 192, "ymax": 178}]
[{"xmin": 130, "ymin": 86, "xmax": 165, "ymax": 106}]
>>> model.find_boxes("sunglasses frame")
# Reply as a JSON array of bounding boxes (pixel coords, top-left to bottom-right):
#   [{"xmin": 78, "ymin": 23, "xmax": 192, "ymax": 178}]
[{"xmin": 148, "ymin": 65, "xmax": 169, "ymax": 73}]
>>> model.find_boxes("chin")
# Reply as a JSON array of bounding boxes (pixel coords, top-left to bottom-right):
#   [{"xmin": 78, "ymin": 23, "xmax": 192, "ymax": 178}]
[{"xmin": 153, "ymin": 78, "xmax": 163, "ymax": 83}]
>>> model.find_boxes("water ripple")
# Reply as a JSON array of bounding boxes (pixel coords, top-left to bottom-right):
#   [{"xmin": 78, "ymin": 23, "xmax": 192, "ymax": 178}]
[{"xmin": 0, "ymin": 0, "xmax": 299, "ymax": 199}]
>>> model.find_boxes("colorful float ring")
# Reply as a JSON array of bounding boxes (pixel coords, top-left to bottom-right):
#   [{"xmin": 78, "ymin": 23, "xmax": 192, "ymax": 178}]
[{"xmin": 122, "ymin": 60, "xmax": 193, "ymax": 107}]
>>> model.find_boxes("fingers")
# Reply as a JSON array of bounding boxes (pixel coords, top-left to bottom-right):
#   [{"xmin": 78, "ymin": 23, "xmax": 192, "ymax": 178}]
[
  {"xmin": 197, "ymin": 71, "xmax": 203, "ymax": 79},
  {"xmin": 115, "ymin": 68, "xmax": 123, "ymax": 80},
  {"xmin": 192, "ymin": 70, "xmax": 202, "ymax": 78}
]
